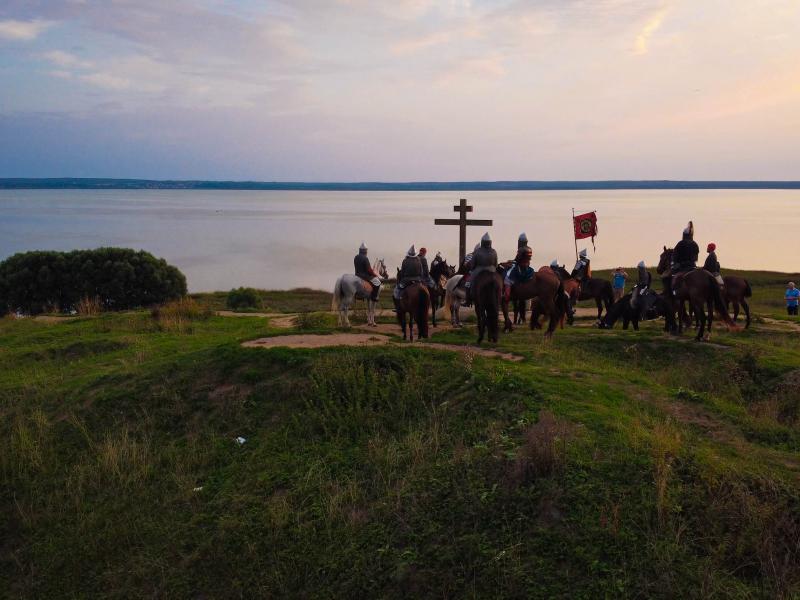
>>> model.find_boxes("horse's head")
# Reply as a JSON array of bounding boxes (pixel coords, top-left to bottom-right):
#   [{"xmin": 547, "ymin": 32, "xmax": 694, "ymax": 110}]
[
  {"xmin": 375, "ymin": 258, "xmax": 389, "ymax": 279},
  {"xmin": 657, "ymin": 246, "xmax": 672, "ymax": 274}
]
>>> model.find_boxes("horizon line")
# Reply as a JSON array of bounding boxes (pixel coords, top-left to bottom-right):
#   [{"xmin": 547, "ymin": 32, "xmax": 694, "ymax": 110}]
[{"xmin": 2, "ymin": 177, "xmax": 800, "ymax": 191}]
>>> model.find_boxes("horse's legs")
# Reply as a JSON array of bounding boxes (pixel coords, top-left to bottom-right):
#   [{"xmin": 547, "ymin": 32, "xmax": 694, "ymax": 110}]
[
  {"xmin": 502, "ymin": 297, "xmax": 513, "ymax": 332},
  {"xmin": 409, "ymin": 313, "xmax": 414, "ymax": 342},
  {"xmin": 732, "ymin": 300, "xmax": 740, "ymax": 322},
  {"xmin": 706, "ymin": 297, "xmax": 713, "ymax": 339},
  {"xmin": 595, "ymin": 297, "xmax": 603, "ymax": 320},
  {"xmin": 544, "ymin": 300, "xmax": 558, "ymax": 340},
  {"xmin": 742, "ymin": 299, "xmax": 750, "ymax": 328},
  {"xmin": 431, "ymin": 292, "xmax": 437, "ymax": 328}
]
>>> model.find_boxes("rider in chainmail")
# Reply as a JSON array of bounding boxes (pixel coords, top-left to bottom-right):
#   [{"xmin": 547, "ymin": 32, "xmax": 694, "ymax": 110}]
[
  {"xmin": 672, "ymin": 221, "xmax": 699, "ymax": 273},
  {"xmin": 354, "ymin": 242, "xmax": 381, "ymax": 301},
  {"xmin": 394, "ymin": 245, "xmax": 422, "ymax": 303},
  {"xmin": 467, "ymin": 232, "xmax": 498, "ymax": 299}
]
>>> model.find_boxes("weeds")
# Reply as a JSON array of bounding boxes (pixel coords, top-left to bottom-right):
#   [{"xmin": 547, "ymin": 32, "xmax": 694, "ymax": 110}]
[
  {"xmin": 507, "ymin": 410, "xmax": 572, "ymax": 485},
  {"xmin": 151, "ymin": 297, "xmax": 212, "ymax": 332},
  {"xmin": 76, "ymin": 295, "xmax": 102, "ymax": 316}
]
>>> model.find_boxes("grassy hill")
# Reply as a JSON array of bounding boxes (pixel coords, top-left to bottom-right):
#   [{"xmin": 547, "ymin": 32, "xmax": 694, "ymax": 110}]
[{"xmin": 2, "ymin": 271, "xmax": 800, "ymax": 597}]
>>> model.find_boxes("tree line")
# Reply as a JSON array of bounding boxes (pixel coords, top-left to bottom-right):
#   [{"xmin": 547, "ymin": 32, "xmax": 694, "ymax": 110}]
[{"xmin": 0, "ymin": 248, "xmax": 187, "ymax": 315}]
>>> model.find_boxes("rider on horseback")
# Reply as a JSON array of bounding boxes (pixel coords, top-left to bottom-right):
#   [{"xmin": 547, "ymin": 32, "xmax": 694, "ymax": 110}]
[
  {"xmin": 467, "ymin": 232, "xmax": 498, "ymax": 300},
  {"xmin": 354, "ymin": 242, "xmax": 382, "ymax": 302},
  {"xmin": 394, "ymin": 245, "xmax": 423, "ymax": 304},
  {"xmin": 630, "ymin": 260, "xmax": 652, "ymax": 315},
  {"xmin": 504, "ymin": 245, "xmax": 534, "ymax": 302},
  {"xmin": 419, "ymin": 247, "xmax": 436, "ymax": 288},
  {"xmin": 672, "ymin": 222, "xmax": 699, "ymax": 273},
  {"xmin": 704, "ymin": 242, "xmax": 724, "ymax": 286},
  {"xmin": 573, "ymin": 249, "xmax": 591, "ymax": 281}
]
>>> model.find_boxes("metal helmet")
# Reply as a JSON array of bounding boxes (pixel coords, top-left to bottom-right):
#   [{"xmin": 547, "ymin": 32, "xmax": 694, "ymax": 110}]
[
  {"xmin": 359, "ymin": 241, "xmax": 367, "ymax": 253},
  {"xmin": 637, "ymin": 260, "xmax": 646, "ymax": 268},
  {"xmin": 481, "ymin": 232, "xmax": 492, "ymax": 248},
  {"xmin": 550, "ymin": 259, "xmax": 559, "ymax": 268},
  {"xmin": 518, "ymin": 232, "xmax": 528, "ymax": 247},
  {"xmin": 683, "ymin": 221, "xmax": 694, "ymax": 240},
  {"xmin": 406, "ymin": 245, "xmax": 416, "ymax": 257},
  {"xmin": 579, "ymin": 249, "xmax": 588, "ymax": 259}
]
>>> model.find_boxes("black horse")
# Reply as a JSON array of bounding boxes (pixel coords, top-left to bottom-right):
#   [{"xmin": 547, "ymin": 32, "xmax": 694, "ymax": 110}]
[
  {"xmin": 569, "ymin": 262, "xmax": 614, "ymax": 321},
  {"xmin": 429, "ymin": 258, "xmax": 454, "ymax": 327},
  {"xmin": 598, "ymin": 292, "xmax": 675, "ymax": 331}
]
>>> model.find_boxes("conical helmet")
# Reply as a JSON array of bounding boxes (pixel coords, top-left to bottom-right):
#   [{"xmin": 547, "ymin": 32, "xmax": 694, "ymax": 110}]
[
  {"xmin": 550, "ymin": 259, "xmax": 559, "ymax": 268},
  {"xmin": 638, "ymin": 260, "xmax": 646, "ymax": 268},
  {"xmin": 406, "ymin": 245, "xmax": 416, "ymax": 257},
  {"xmin": 359, "ymin": 241, "xmax": 367, "ymax": 252},
  {"xmin": 579, "ymin": 248, "xmax": 587, "ymax": 258}
]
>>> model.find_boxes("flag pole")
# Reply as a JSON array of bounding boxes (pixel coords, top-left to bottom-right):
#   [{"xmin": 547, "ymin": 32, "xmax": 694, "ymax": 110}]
[{"xmin": 572, "ymin": 208, "xmax": 579, "ymax": 261}]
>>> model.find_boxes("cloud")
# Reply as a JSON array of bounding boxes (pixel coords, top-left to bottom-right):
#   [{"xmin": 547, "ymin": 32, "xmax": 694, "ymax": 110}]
[
  {"xmin": 0, "ymin": 18, "xmax": 52, "ymax": 40},
  {"xmin": 634, "ymin": 6, "xmax": 669, "ymax": 55},
  {"xmin": 80, "ymin": 72, "xmax": 131, "ymax": 91},
  {"xmin": 41, "ymin": 50, "xmax": 93, "ymax": 69}
]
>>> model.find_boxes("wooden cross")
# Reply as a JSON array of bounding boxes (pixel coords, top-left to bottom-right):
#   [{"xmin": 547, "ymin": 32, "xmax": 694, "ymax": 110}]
[{"xmin": 434, "ymin": 198, "xmax": 493, "ymax": 266}]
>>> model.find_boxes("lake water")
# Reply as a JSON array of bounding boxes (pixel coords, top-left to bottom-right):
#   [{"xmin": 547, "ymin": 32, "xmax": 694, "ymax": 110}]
[{"xmin": 1, "ymin": 189, "xmax": 797, "ymax": 292}]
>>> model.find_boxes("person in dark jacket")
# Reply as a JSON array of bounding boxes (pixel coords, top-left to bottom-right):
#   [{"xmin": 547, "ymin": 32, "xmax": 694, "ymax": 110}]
[
  {"xmin": 672, "ymin": 221, "xmax": 699, "ymax": 272},
  {"xmin": 354, "ymin": 242, "xmax": 381, "ymax": 301},
  {"xmin": 703, "ymin": 242, "xmax": 724, "ymax": 285},
  {"xmin": 418, "ymin": 247, "xmax": 435, "ymax": 288}
]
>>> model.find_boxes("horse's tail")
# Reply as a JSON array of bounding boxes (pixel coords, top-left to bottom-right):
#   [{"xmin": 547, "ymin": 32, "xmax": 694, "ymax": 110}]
[
  {"xmin": 601, "ymin": 296, "xmax": 626, "ymax": 328},
  {"xmin": 744, "ymin": 279, "xmax": 752, "ymax": 298},
  {"xmin": 711, "ymin": 275, "xmax": 738, "ymax": 330},
  {"xmin": 417, "ymin": 286, "xmax": 430, "ymax": 338},
  {"xmin": 331, "ymin": 277, "xmax": 343, "ymax": 312}
]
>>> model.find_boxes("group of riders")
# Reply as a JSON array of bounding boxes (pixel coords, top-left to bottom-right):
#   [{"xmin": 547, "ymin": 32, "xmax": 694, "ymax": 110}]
[{"xmin": 352, "ymin": 219, "xmax": 725, "ymax": 322}]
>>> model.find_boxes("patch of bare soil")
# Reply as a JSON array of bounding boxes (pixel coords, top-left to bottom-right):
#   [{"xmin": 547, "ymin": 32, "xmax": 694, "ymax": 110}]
[
  {"xmin": 243, "ymin": 333, "xmax": 391, "ymax": 349},
  {"xmin": 242, "ymin": 332, "xmax": 523, "ymax": 361},
  {"xmin": 421, "ymin": 342, "xmax": 524, "ymax": 362},
  {"xmin": 759, "ymin": 317, "xmax": 800, "ymax": 332},
  {"xmin": 217, "ymin": 311, "xmax": 298, "ymax": 328},
  {"xmin": 32, "ymin": 315, "xmax": 78, "ymax": 323}
]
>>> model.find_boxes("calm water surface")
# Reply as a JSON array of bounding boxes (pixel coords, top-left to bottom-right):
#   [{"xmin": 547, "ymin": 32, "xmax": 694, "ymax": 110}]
[{"xmin": 1, "ymin": 189, "xmax": 797, "ymax": 291}]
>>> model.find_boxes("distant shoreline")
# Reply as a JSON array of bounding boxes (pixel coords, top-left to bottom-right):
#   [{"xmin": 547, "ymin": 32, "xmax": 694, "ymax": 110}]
[{"xmin": 3, "ymin": 178, "xmax": 800, "ymax": 191}]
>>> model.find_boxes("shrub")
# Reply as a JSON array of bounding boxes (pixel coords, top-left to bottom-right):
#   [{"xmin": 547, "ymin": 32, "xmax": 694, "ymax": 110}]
[
  {"xmin": 151, "ymin": 297, "xmax": 211, "ymax": 332},
  {"xmin": 0, "ymin": 248, "xmax": 186, "ymax": 315},
  {"xmin": 294, "ymin": 311, "xmax": 336, "ymax": 330},
  {"xmin": 507, "ymin": 410, "xmax": 572, "ymax": 485},
  {"xmin": 226, "ymin": 287, "xmax": 262, "ymax": 310}
]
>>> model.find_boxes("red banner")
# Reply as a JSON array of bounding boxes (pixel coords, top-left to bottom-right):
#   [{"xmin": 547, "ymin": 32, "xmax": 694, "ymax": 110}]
[{"xmin": 573, "ymin": 211, "xmax": 598, "ymax": 240}]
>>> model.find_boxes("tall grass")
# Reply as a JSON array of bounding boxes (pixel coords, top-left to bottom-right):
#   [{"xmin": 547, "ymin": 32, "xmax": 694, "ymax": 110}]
[{"xmin": 151, "ymin": 297, "xmax": 212, "ymax": 333}]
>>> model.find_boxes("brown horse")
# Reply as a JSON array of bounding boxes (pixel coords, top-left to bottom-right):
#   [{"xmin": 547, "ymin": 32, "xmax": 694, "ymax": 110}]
[
  {"xmin": 502, "ymin": 267, "xmax": 567, "ymax": 339},
  {"xmin": 472, "ymin": 270, "xmax": 503, "ymax": 344},
  {"xmin": 396, "ymin": 282, "xmax": 430, "ymax": 341},
  {"xmin": 723, "ymin": 275, "xmax": 752, "ymax": 328},
  {"xmin": 657, "ymin": 248, "xmax": 738, "ymax": 340},
  {"xmin": 566, "ymin": 264, "xmax": 614, "ymax": 320}
]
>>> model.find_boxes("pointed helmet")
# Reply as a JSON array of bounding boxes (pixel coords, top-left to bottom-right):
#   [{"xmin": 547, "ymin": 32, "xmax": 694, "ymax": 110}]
[
  {"xmin": 359, "ymin": 241, "xmax": 367, "ymax": 253},
  {"xmin": 406, "ymin": 245, "xmax": 416, "ymax": 257},
  {"xmin": 579, "ymin": 248, "xmax": 588, "ymax": 259},
  {"xmin": 683, "ymin": 221, "xmax": 694, "ymax": 239},
  {"xmin": 550, "ymin": 259, "xmax": 559, "ymax": 268},
  {"xmin": 637, "ymin": 260, "xmax": 646, "ymax": 268}
]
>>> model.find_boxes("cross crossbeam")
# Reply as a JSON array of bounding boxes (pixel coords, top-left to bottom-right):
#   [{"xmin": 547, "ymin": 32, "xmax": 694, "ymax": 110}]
[{"xmin": 434, "ymin": 198, "xmax": 493, "ymax": 265}]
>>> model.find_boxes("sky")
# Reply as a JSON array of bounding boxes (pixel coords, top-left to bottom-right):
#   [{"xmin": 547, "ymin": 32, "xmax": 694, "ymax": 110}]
[{"xmin": 1, "ymin": 0, "xmax": 799, "ymax": 181}]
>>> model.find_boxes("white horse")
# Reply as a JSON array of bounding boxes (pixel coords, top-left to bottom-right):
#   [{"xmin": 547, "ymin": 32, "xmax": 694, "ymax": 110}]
[
  {"xmin": 331, "ymin": 259, "xmax": 388, "ymax": 328},
  {"xmin": 443, "ymin": 274, "xmax": 467, "ymax": 327}
]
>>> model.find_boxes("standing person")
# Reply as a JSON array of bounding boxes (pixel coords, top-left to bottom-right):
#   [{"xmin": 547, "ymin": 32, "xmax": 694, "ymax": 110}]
[
  {"xmin": 786, "ymin": 282, "xmax": 800, "ymax": 316},
  {"xmin": 612, "ymin": 267, "xmax": 628, "ymax": 302},
  {"xmin": 354, "ymin": 242, "xmax": 381, "ymax": 302}
]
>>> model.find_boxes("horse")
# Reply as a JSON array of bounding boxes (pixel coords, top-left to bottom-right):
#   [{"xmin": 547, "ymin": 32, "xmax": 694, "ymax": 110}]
[
  {"xmin": 723, "ymin": 276, "xmax": 752, "ymax": 328},
  {"xmin": 502, "ymin": 266, "xmax": 567, "ymax": 339},
  {"xmin": 429, "ymin": 258, "xmax": 454, "ymax": 327},
  {"xmin": 598, "ymin": 292, "xmax": 675, "ymax": 331},
  {"xmin": 443, "ymin": 274, "xmax": 467, "ymax": 327},
  {"xmin": 568, "ymin": 263, "xmax": 614, "ymax": 320},
  {"xmin": 498, "ymin": 260, "xmax": 530, "ymax": 325},
  {"xmin": 472, "ymin": 270, "xmax": 503, "ymax": 344},
  {"xmin": 657, "ymin": 247, "xmax": 737, "ymax": 340},
  {"xmin": 396, "ymin": 282, "xmax": 430, "ymax": 341},
  {"xmin": 331, "ymin": 258, "xmax": 388, "ymax": 327}
]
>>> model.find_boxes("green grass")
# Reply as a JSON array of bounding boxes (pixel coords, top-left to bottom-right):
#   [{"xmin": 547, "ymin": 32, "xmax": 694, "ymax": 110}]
[{"xmin": 2, "ymin": 279, "xmax": 800, "ymax": 598}]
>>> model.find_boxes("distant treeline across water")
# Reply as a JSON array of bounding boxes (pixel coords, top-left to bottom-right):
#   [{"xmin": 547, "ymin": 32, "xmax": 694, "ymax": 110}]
[{"xmin": 3, "ymin": 178, "xmax": 800, "ymax": 191}]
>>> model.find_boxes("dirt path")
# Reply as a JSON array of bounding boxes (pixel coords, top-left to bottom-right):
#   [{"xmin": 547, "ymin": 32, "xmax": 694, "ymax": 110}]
[
  {"xmin": 243, "ymin": 332, "xmax": 525, "ymax": 361},
  {"xmin": 758, "ymin": 316, "xmax": 800, "ymax": 333},
  {"xmin": 242, "ymin": 333, "xmax": 391, "ymax": 349}
]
